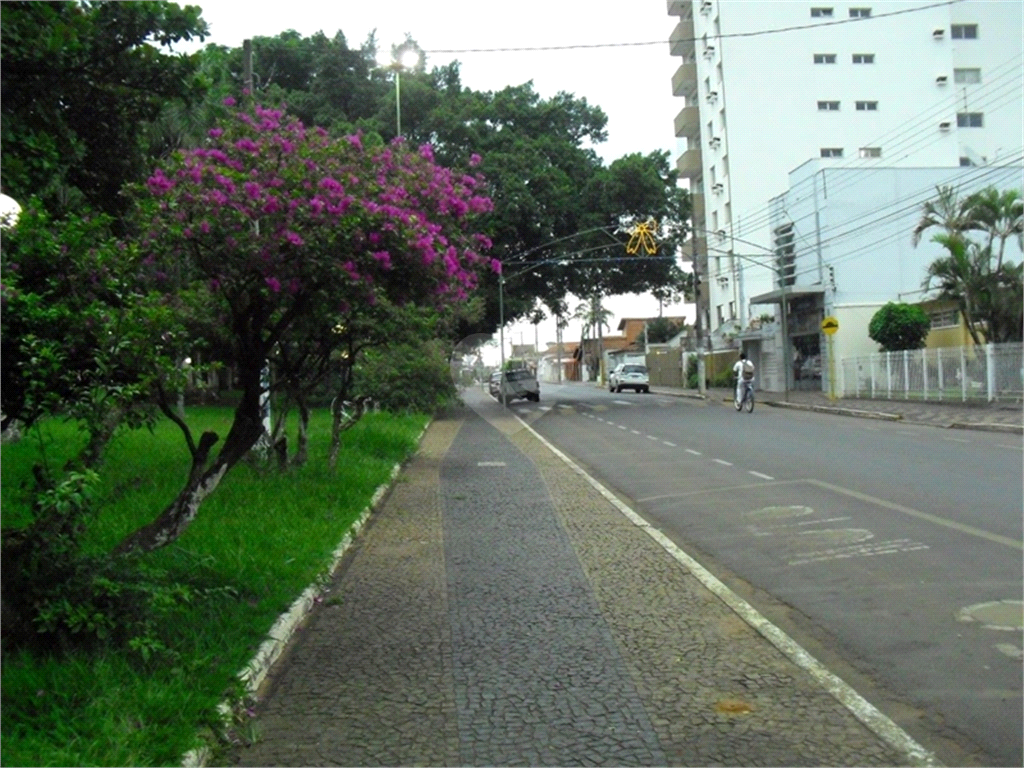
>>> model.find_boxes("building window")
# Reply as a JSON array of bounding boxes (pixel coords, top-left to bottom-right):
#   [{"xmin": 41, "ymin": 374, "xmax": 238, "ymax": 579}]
[
  {"xmin": 929, "ymin": 308, "xmax": 960, "ymax": 328},
  {"xmin": 810, "ymin": 7, "xmax": 834, "ymax": 17},
  {"xmin": 817, "ymin": 100, "xmax": 841, "ymax": 111},
  {"xmin": 959, "ymin": 156, "xmax": 974, "ymax": 166},
  {"xmin": 951, "ymin": 24, "xmax": 978, "ymax": 39},
  {"xmin": 710, "ymin": 165, "xmax": 717, "ymax": 185},
  {"xmin": 724, "ymin": 202, "xmax": 732, "ymax": 225},
  {"xmin": 957, "ymin": 112, "xmax": 983, "ymax": 127},
  {"xmin": 729, "ymin": 301, "xmax": 736, "ymax": 319},
  {"xmin": 813, "ymin": 53, "xmax": 838, "ymax": 64},
  {"xmin": 954, "ymin": 67, "xmax": 981, "ymax": 84},
  {"xmin": 712, "ymin": 210, "xmax": 719, "ymax": 231},
  {"xmin": 856, "ymin": 100, "xmax": 879, "ymax": 111},
  {"xmin": 849, "ymin": 7, "xmax": 871, "ymax": 17},
  {"xmin": 859, "ymin": 147, "xmax": 882, "ymax": 158},
  {"xmin": 721, "ymin": 155, "xmax": 729, "ymax": 177},
  {"xmin": 852, "ymin": 53, "xmax": 875, "ymax": 64},
  {"xmin": 820, "ymin": 147, "xmax": 843, "ymax": 157}
]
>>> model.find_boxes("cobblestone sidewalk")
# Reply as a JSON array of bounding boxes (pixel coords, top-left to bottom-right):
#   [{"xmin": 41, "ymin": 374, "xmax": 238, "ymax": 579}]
[{"xmin": 228, "ymin": 396, "xmax": 936, "ymax": 767}]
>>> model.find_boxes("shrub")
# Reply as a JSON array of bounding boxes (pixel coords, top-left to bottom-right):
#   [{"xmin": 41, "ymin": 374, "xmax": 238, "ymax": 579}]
[
  {"xmin": 868, "ymin": 302, "xmax": 931, "ymax": 351},
  {"xmin": 354, "ymin": 340, "xmax": 458, "ymax": 414}
]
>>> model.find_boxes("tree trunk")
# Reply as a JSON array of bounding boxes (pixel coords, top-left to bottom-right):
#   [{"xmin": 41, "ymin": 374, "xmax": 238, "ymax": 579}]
[
  {"xmin": 291, "ymin": 399, "xmax": 309, "ymax": 468},
  {"xmin": 112, "ymin": 360, "xmax": 267, "ymax": 555}
]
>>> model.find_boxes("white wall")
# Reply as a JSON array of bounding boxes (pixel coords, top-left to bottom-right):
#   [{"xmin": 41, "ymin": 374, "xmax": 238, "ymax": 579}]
[{"xmin": 675, "ymin": 0, "xmax": 1024, "ymax": 337}]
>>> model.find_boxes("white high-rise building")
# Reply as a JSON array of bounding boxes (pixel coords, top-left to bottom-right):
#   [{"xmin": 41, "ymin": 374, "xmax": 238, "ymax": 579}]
[{"xmin": 668, "ymin": 0, "xmax": 1024, "ymax": 344}]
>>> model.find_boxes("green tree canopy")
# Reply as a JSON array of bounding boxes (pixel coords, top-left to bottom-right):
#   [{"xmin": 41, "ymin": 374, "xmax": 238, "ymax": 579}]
[
  {"xmin": 868, "ymin": 302, "xmax": 931, "ymax": 351},
  {"xmin": 1, "ymin": 1, "xmax": 209, "ymax": 217}
]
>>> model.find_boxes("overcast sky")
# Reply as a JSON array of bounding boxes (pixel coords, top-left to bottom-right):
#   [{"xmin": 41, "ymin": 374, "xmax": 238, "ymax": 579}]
[{"xmin": 179, "ymin": 0, "xmax": 693, "ymax": 355}]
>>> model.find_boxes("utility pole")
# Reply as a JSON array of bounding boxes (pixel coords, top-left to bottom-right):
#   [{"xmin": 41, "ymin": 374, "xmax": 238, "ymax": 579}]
[{"xmin": 691, "ymin": 217, "xmax": 706, "ymax": 395}]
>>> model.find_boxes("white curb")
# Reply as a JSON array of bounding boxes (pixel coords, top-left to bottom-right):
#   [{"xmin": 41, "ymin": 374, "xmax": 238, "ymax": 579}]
[{"xmin": 181, "ymin": 422, "xmax": 430, "ymax": 767}]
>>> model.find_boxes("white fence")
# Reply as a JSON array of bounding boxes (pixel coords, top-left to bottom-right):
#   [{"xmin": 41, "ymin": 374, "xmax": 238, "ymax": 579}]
[{"xmin": 838, "ymin": 343, "xmax": 1024, "ymax": 403}]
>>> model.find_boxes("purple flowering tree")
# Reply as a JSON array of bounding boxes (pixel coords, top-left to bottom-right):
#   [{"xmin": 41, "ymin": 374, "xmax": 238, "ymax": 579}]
[{"xmin": 115, "ymin": 102, "xmax": 494, "ymax": 554}]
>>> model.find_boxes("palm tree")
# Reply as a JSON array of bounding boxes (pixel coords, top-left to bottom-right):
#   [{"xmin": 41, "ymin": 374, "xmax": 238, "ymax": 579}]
[
  {"xmin": 966, "ymin": 187, "xmax": 1024, "ymax": 272},
  {"xmin": 911, "ymin": 185, "xmax": 975, "ymax": 248},
  {"xmin": 923, "ymin": 233, "xmax": 986, "ymax": 346},
  {"xmin": 573, "ymin": 295, "xmax": 612, "ymax": 381}
]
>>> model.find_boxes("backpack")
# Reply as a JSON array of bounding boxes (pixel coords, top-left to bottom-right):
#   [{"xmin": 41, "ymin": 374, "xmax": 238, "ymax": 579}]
[{"xmin": 741, "ymin": 360, "xmax": 755, "ymax": 380}]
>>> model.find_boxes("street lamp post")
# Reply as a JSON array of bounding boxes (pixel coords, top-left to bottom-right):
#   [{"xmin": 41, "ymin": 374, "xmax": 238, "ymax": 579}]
[{"xmin": 381, "ymin": 49, "xmax": 420, "ymax": 138}]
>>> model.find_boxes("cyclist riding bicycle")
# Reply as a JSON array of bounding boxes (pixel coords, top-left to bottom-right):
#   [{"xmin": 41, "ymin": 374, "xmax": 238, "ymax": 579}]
[{"xmin": 732, "ymin": 352, "xmax": 755, "ymax": 407}]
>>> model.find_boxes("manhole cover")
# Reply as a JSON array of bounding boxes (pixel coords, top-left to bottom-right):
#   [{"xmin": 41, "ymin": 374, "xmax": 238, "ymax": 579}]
[{"xmin": 957, "ymin": 600, "xmax": 1024, "ymax": 631}]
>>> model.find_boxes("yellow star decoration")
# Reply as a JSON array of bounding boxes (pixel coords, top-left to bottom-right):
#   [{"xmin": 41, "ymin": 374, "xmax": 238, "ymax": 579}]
[{"xmin": 626, "ymin": 219, "xmax": 658, "ymax": 255}]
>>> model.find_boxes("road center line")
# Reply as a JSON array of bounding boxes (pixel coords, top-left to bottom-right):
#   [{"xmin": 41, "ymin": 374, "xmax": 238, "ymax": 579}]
[
  {"xmin": 685, "ymin": 449, "xmax": 702, "ymax": 456},
  {"xmin": 631, "ymin": 429, "xmax": 642, "ymax": 435},
  {"xmin": 646, "ymin": 435, "xmax": 659, "ymax": 441},
  {"xmin": 804, "ymin": 478, "xmax": 1023, "ymax": 551},
  {"xmin": 713, "ymin": 459, "xmax": 733, "ymax": 466},
  {"xmin": 749, "ymin": 471, "xmax": 775, "ymax": 480},
  {"xmin": 662, "ymin": 441, "xmax": 677, "ymax": 447}
]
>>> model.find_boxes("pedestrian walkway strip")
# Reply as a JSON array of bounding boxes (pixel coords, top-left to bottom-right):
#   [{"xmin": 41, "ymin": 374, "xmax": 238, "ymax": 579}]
[{"xmin": 509, "ymin": 411, "xmax": 941, "ymax": 768}]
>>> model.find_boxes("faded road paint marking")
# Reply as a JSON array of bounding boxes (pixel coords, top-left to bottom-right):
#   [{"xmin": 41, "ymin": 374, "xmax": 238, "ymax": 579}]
[
  {"xmin": 631, "ymin": 429, "xmax": 642, "ymax": 435},
  {"xmin": 749, "ymin": 471, "xmax": 775, "ymax": 480},
  {"xmin": 713, "ymin": 459, "xmax": 733, "ymax": 466},
  {"xmin": 805, "ymin": 478, "xmax": 1023, "ymax": 551},
  {"xmin": 618, "ymin": 425, "xmax": 628, "ymax": 430},
  {"xmin": 476, "ymin": 461, "xmax": 507, "ymax": 467},
  {"xmin": 942, "ymin": 436, "xmax": 971, "ymax": 443},
  {"xmin": 647, "ymin": 435, "xmax": 659, "ymax": 441},
  {"xmin": 513, "ymin": 416, "xmax": 939, "ymax": 767},
  {"xmin": 685, "ymin": 449, "xmax": 702, "ymax": 456},
  {"xmin": 789, "ymin": 538, "xmax": 929, "ymax": 566},
  {"xmin": 663, "ymin": 441, "xmax": 677, "ymax": 447}
]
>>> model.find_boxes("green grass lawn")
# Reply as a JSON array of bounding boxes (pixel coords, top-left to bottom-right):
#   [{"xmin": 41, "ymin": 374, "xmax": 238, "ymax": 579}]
[{"xmin": 1, "ymin": 407, "xmax": 428, "ymax": 767}]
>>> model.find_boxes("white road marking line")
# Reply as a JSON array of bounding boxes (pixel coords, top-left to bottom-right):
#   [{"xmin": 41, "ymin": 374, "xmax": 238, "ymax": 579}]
[
  {"xmin": 806, "ymin": 478, "xmax": 1023, "ymax": 551},
  {"xmin": 685, "ymin": 449, "xmax": 702, "ymax": 456},
  {"xmin": 512, "ymin": 416, "xmax": 939, "ymax": 768},
  {"xmin": 942, "ymin": 436, "xmax": 971, "ymax": 443},
  {"xmin": 613, "ymin": 400, "xmax": 635, "ymax": 406},
  {"xmin": 663, "ymin": 441, "xmax": 677, "ymax": 447},
  {"xmin": 477, "ymin": 461, "xmax": 506, "ymax": 467},
  {"xmin": 618, "ymin": 425, "xmax": 628, "ymax": 430},
  {"xmin": 713, "ymin": 459, "xmax": 733, "ymax": 466},
  {"xmin": 997, "ymin": 443, "xmax": 1023, "ymax": 451},
  {"xmin": 647, "ymin": 435, "xmax": 659, "ymax": 441},
  {"xmin": 631, "ymin": 429, "xmax": 642, "ymax": 435},
  {"xmin": 749, "ymin": 471, "xmax": 775, "ymax": 480}
]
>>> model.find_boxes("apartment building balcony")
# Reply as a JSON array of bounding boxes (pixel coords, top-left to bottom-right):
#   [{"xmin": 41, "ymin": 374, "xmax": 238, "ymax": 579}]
[
  {"xmin": 676, "ymin": 147, "xmax": 703, "ymax": 179},
  {"xmin": 669, "ymin": 16, "xmax": 695, "ymax": 58},
  {"xmin": 680, "ymin": 236, "xmax": 707, "ymax": 263},
  {"xmin": 672, "ymin": 61, "xmax": 698, "ymax": 98},
  {"xmin": 666, "ymin": 0, "xmax": 691, "ymax": 17},
  {"xmin": 674, "ymin": 104, "xmax": 700, "ymax": 139},
  {"xmin": 690, "ymin": 190, "xmax": 706, "ymax": 227}
]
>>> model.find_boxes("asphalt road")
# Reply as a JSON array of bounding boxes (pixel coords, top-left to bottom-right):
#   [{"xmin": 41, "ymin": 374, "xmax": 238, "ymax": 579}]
[{"xmin": 491, "ymin": 381, "xmax": 1024, "ymax": 767}]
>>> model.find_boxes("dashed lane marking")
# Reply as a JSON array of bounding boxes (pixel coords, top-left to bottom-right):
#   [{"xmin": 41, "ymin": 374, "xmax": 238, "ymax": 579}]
[
  {"xmin": 647, "ymin": 435, "xmax": 660, "ymax": 441},
  {"xmin": 714, "ymin": 459, "xmax": 733, "ymax": 466},
  {"xmin": 685, "ymin": 449, "xmax": 702, "ymax": 456},
  {"xmin": 631, "ymin": 429, "xmax": 642, "ymax": 435},
  {"xmin": 511, "ymin": 414, "xmax": 939, "ymax": 768},
  {"xmin": 663, "ymin": 441, "xmax": 677, "ymax": 447},
  {"xmin": 749, "ymin": 471, "xmax": 775, "ymax": 480}
]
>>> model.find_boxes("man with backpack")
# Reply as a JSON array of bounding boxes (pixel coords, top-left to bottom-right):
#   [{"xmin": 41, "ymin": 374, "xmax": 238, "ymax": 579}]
[{"xmin": 732, "ymin": 352, "xmax": 755, "ymax": 407}]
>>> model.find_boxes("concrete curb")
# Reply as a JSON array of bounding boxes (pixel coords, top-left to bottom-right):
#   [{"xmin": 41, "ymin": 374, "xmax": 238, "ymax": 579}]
[
  {"xmin": 948, "ymin": 421, "xmax": 1024, "ymax": 435},
  {"xmin": 509, "ymin": 410, "xmax": 939, "ymax": 767},
  {"xmin": 764, "ymin": 399, "xmax": 903, "ymax": 422},
  {"xmin": 180, "ymin": 422, "xmax": 431, "ymax": 768}
]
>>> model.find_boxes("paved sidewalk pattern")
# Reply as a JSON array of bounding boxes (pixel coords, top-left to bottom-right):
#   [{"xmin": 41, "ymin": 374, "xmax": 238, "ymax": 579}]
[{"xmin": 230, "ymin": 402, "xmax": 921, "ymax": 767}]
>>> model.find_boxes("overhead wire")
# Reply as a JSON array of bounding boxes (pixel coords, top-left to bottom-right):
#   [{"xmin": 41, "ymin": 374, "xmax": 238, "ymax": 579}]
[{"xmin": 423, "ymin": 0, "xmax": 963, "ymax": 54}]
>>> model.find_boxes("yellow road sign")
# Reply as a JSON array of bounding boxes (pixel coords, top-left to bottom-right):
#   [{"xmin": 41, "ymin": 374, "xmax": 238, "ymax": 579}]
[{"xmin": 821, "ymin": 316, "xmax": 839, "ymax": 335}]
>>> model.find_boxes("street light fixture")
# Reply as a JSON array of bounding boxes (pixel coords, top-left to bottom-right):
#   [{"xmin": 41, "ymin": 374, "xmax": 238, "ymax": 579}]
[{"xmin": 378, "ymin": 48, "xmax": 420, "ymax": 138}]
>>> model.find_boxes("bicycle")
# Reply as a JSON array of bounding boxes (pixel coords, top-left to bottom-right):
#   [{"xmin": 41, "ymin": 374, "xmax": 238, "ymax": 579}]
[{"xmin": 735, "ymin": 378, "xmax": 755, "ymax": 413}]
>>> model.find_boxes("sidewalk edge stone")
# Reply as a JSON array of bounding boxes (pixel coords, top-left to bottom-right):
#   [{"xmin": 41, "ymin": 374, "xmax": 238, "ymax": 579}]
[
  {"xmin": 179, "ymin": 421, "xmax": 432, "ymax": 768},
  {"xmin": 765, "ymin": 399, "xmax": 903, "ymax": 422},
  {"xmin": 510, "ymin": 411, "xmax": 941, "ymax": 768},
  {"xmin": 948, "ymin": 421, "xmax": 1023, "ymax": 435}
]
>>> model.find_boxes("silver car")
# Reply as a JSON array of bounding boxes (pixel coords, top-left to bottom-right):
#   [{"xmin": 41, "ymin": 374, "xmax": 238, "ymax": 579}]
[{"xmin": 609, "ymin": 363, "xmax": 650, "ymax": 393}]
